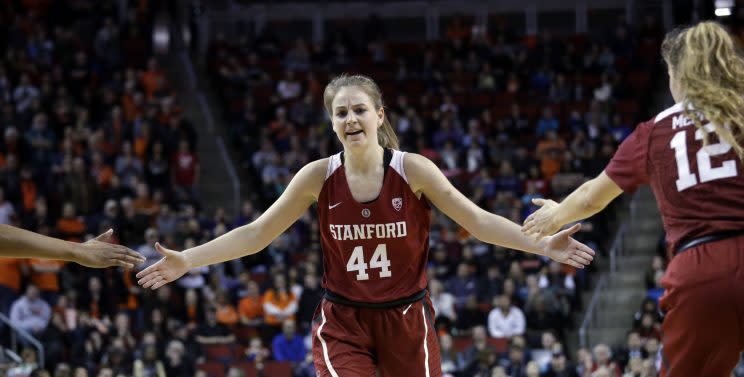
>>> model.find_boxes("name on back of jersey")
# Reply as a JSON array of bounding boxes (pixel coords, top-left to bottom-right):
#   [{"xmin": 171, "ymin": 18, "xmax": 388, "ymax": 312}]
[{"xmin": 329, "ymin": 222, "xmax": 408, "ymax": 241}]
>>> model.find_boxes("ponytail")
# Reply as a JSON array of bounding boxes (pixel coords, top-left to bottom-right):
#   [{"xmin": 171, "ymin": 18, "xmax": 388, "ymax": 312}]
[{"xmin": 662, "ymin": 21, "xmax": 744, "ymax": 159}]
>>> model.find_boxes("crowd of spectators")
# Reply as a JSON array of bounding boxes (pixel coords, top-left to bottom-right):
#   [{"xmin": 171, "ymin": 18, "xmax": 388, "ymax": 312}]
[
  {"xmin": 0, "ymin": 0, "xmax": 206, "ymax": 376},
  {"xmin": 203, "ymin": 10, "xmax": 667, "ymax": 377}
]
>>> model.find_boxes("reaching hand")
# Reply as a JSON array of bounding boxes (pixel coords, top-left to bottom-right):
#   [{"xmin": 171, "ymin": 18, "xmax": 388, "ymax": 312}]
[
  {"xmin": 521, "ymin": 198, "xmax": 561, "ymax": 239},
  {"xmin": 136, "ymin": 242, "xmax": 190, "ymax": 289},
  {"xmin": 75, "ymin": 229, "xmax": 145, "ymax": 269},
  {"xmin": 540, "ymin": 224, "xmax": 596, "ymax": 269}
]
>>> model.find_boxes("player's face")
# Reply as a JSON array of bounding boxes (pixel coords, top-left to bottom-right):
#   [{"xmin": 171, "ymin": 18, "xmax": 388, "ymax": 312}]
[{"xmin": 331, "ymin": 86, "xmax": 383, "ymax": 150}]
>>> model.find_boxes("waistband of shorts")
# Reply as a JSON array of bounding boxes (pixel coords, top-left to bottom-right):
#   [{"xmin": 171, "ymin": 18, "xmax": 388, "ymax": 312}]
[
  {"xmin": 675, "ymin": 230, "xmax": 744, "ymax": 255},
  {"xmin": 323, "ymin": 289, "xmax": 427, "ymax": 309}
]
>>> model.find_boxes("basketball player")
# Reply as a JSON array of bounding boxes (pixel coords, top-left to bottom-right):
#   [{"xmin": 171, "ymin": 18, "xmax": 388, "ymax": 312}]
[
  {"xmin": 521, "ymin": 21, "xmax": 744, "ymax": 377},
  {"xmin": 136, "ymin": 74, "xmax": 595, "ymax": 376},
  {"xmin": 0, "ymin": 225, "xmax": 144, "ymax": 269}
]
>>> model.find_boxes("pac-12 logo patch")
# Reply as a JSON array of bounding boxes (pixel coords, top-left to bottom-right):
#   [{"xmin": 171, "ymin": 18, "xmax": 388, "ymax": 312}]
[
  {"xmin": 361, "ymin": 208, "xmax": 371, "ymax": 218},
  {"xmin": 392, "ymin": 197, "xmax": 403, "ymax": 211}
]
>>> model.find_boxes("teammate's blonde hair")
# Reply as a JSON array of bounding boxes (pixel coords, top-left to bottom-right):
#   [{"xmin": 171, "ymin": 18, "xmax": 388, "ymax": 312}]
[
  {"xmin": 323, "ymin": 74, "xmax": 399, "ymax": 150},
  {"xmin": 661, "ymin": 21, "xmax": 744, "ymax": 158}
]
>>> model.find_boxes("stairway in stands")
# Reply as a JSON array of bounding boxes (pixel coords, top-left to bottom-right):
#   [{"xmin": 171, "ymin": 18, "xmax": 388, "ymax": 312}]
[
  {"xmin": 159, "ymin": 11, "xmax": 246, "ymax": 217},
  {"xmin": 583, "ymin": 186, "xmax": 663, "ymax": 349}
]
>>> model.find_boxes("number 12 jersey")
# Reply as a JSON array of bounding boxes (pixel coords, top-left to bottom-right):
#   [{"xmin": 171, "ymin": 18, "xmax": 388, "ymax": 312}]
[{"xmin": 605, "ymin": 102, "xmax": 744, "ymax": 257}]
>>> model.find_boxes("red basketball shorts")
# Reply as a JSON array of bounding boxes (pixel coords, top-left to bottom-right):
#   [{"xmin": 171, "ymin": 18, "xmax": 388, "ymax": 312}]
[
  {"xmin": 659, "ymin": 236, "xmax": 744, "ymax": 377},
  {"xmin": 311, "ymin": 295, "xmax": 442, "ymax": 377}
]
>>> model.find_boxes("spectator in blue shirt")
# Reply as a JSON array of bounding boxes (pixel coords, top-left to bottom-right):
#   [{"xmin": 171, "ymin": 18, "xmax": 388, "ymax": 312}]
[
  {"xmin": 536, "ymin": 107, "xmax": 559, "ymax": 138},
  {"xmin": 272, "ymin": 319, "xmax": 305, "ymax": 362}
]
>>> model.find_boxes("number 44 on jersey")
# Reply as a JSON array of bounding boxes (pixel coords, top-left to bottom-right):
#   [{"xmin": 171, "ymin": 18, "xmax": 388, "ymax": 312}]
[{"xmin": 346, "ymin": 244, "xmax": 392, "ymax": 280}]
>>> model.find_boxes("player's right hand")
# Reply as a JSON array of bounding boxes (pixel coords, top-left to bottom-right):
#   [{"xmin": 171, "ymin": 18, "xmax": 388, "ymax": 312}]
[
  {"xmin": 136, "ymin": 242, "xmax": 190, "ymax": 289},
  {"xmin": 76, "ymin": 229, "xmax": 145, "ymax": 269}
]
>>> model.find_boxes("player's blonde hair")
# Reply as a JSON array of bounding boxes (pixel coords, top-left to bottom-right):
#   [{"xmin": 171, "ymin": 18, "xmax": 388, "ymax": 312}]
[
  {"xmin": 661, "ymin": 21, "xmax": 744, "ymax": 158},
  {"xmin": 323, "ymin": 74, "xmax": 399, "ymax": 150}
]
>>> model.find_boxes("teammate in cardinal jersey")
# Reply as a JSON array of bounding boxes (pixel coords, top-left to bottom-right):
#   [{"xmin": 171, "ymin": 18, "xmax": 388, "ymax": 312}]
[
  {"xmin": 522, "ymin": 21, "xmax": 744, "ymax": 377},
  {"xmin": 136, "ymin": 74, "xmax": 595, "ymax": 377}
]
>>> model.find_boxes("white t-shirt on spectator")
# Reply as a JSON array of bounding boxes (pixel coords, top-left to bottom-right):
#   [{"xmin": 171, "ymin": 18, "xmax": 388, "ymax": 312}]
[{"xmin": 487, "ymin": 306, "xmax": 526, "ymax": 338}]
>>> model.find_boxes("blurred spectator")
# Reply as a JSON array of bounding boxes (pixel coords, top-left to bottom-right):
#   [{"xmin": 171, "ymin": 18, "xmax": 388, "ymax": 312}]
[
  {"xmin": 457, "ymin": 325, "xmax": 496, "ymax": 374},
  {"xmin": 487, "ymin": 294, "xmax": 526, "ymax": 338},
  {"xmin": 272, "ymin": 319, "xmax": 305, "ymax": 362},
  {"xmin": 0, "ymin": 257, "xmax": 23, "ymax": 314},
  {"xmin": 262, "ymin": 274, "xmax": 298, "ymax": 332},
  {"xmin": 10, "ymin": 285, "xmax": 51, "ymax": 336},
  {"xmin": 297, "ymin": 273, "xmax": 322, "ymax": 332},
  {"xmin": 215, "ymin": 290, "xmax": 239, "ymax": 328},
  {"xmin": 195, "ymin": 307, "xmax": 235, "ymax": 346},
  {"xmin": 591, "ymin": 343, "xmax": 622, "ymax": 377},
  {"xmin": 132, "ymin": 344, "xmax": 165, "ymax": 377}
]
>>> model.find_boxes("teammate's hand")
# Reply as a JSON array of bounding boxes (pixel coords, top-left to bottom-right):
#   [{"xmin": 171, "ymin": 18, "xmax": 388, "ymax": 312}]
[
  {"xmin": 521, "ymin": 198, "xmax": 561, "ymax": 239},
  {"xmin": 136, "ymin": 242, "xmax": 190, "ymax": 289},
  {"xmin": 540, "ymin": 224, "xmax": 595, "ymax": 269},
  {"xmin": 75, "ymin": 229, "xmax": 145, "ymax": 269}
]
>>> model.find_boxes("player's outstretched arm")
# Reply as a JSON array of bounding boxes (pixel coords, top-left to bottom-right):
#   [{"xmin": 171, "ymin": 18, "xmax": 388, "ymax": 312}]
[
  {"xmin": 136, "ymin": 159, "xmax": 326, "ymax": 289},
  {"xmin": 405, "ymin": 153, "xmax": 595, "ymax": 269},
  {"xmin": 521, "ymin": 171, "xmax": 623, "ymax": 240},
  {"xmin": 0, "ymin": 225, "xmax": 145, "ymax": 268}
]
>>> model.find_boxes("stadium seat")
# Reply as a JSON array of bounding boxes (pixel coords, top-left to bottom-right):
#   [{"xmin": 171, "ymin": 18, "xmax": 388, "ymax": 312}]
[
  {"xmin": 197, "ymin": 362, "xmax": 225, "ymax": 377},
  {"xmin": 234, "ymin": 326, "xmax": 259, "ymax": 344},
  {"xmin": 487, "ymin": 337, "xmax": 509, "ymax": 353},
  {"xmin": 452, "ymin": 335, "xmax": 472, "ymax": 352},
  {"xmin": 263, "ymin": 361, "xmax": 294, "ymax": 377},
  {"xmin": 235, "ymin": 361, "xmax": 258, "ymax": 376},
  {"xmin": 206, "ymin": 344, "xmax": 234, "ymax": 362}
]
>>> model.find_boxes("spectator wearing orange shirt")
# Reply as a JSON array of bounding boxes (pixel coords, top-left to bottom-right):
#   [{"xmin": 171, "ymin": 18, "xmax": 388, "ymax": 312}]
[
  {"xmin": 132, "ymin": 182, "xmax": 159, "ymax": 218},
  {"xmin": 0, "ymin": 258, "xmax": 24, "ymax": 314},
  {"xmin": 56, "ymin": 202, "xmax": 85, "ymax": 242},
  {"xmin": 536, "ymin": 131, "xmax": 567, "ymax": 180},
  {"xmin": 215, "ymin": 290, "xmax": 239, "ymax": 328},
  {"xmin": 141, "ymin": 58, "xmax": 166, "ymax": 101},
  {"xmin": 238, "ymin": 280, "xmax": 264, "ymax": 327},
  {"xmin": 27, "ymin": 258, "xmax": 64, "ymax": 305},
  {"xmin": 262, "ymin": 274, "xmax": 298, "ymax": 331}
]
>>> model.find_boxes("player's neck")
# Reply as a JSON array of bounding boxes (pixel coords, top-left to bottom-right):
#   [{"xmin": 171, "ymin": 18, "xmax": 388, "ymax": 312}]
[{"xmin": 344, "ymin": 145, "xmax": 384, "ymax": 174}]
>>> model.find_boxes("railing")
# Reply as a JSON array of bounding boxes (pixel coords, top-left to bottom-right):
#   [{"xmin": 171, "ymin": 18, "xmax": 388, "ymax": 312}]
[
  {"xmin": 609, "ymin": 223, "xmax": 627, "ymax": 273},
  {"xmin": 0, "ymin": 313, "xmax": 45, "ymax": 368},
  {"xmin": 578, "ymin": 190, "xmax": 641, "ymax": 349},
  {"xmin": 578, "ymin": 274, "xmax": 608, "ymax": 349}
]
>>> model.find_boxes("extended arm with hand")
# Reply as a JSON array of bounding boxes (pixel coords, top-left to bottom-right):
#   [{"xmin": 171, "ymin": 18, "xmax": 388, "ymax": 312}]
[
  {"xmin": 137, "ymin": 160, "xmax": 326, "ymax": 289},
  {"xmin": 405, "ymin": 154, "xmax": 596, "ymax": 268},
  {"xmin": 521, "ymin": 171, "xmax": 624, "ymax": 239},
  {"xmin": 0, "ymin": 224, "xmax": 144, "ymax": 268}
]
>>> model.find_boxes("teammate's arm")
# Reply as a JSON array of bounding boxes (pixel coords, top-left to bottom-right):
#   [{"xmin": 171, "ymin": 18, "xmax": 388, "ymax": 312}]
[
  {"xmin": 137, "ymin": 159, "xmax": 327, "ymax": 289},
  {"xmin": 0, "ymin": 225, "xmax": 144, "ymax": 268},
  {"xmin": 405, "ymin": 153, "xmax": 594, "ymax": 268},
  {"xmin": 521, "ymin": 172, "xmax": 623, "ymax": 239}
]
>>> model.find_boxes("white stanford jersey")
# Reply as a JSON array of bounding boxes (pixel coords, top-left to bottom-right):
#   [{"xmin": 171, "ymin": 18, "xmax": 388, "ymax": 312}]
[{"xmin": 317, "ymin": 149, "xmax": 432, "ymax": 303}]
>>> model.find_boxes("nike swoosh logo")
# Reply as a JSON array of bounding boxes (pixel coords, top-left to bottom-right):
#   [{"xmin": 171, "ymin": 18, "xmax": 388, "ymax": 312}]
[{"xmin": 329, "ymin": 202, "xmax": 342, "ymax": 209}]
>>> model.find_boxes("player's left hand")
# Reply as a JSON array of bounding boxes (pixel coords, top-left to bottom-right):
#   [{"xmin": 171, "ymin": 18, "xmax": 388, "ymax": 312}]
[
  {"xmin": 540, "ymin": 223, "xmax": 595, "ymax": 269},
  {"xmin": 522, "ymin": 198, "xmax": 561, "ymax": 239},
  {"xmin": 136, "ymin": 242, "xmax": 190, "ymax": 289},
  {"xmin": 75, "ymin": 229, "xmax": 145, "ymax": 269}
]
